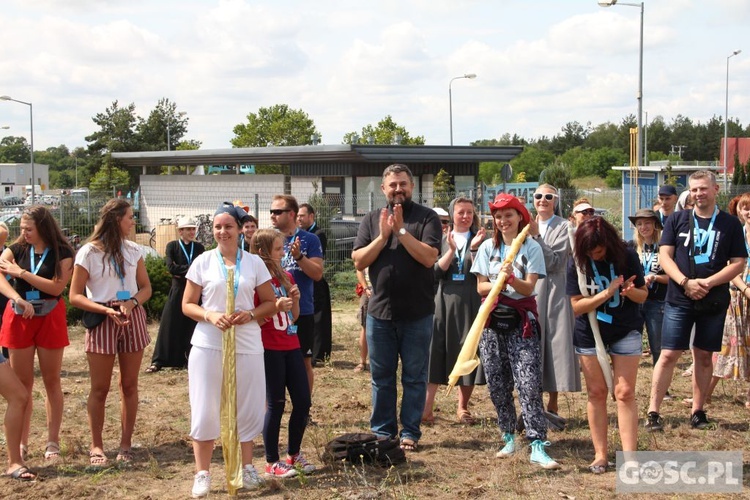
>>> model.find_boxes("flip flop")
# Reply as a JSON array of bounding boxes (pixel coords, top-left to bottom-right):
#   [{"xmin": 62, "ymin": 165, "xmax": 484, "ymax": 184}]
[
  {"xmin": 116, "ymin": 449, "xmax": 133, "ymax": 464},
  {"xmin": 9, "ymin": 466, "xmax": 37, "ymax": 482},
  {"xmin": 89, "ymin": 451, "xmax": 108, "ymax": 468},
  {"xmin": 145, "ymin": 364, "xmax": 162, "ymax": 373},
  {"xmin": 588, "ymin": 461, "xmax": 615, "ymax": 474},
  {"xmin": 457, "ymin": 410, "xmax": 476, "ymax": 425},
  {"xmin": 399, "ymin": 438, "xmax": 418, "ymax": 452},
  {"xmin": 45, "ymin": 441, "xmax": 61, "ymax": 462}
]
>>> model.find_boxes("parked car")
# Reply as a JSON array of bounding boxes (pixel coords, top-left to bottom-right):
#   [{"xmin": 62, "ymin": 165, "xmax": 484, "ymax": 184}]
[
  {"xmin": 2, "ymin": 196, "xmax": 24, "ymax": 206},
  {"xmin": 327, "ymin": 218, "xmax": 360, "ymax": 266}
]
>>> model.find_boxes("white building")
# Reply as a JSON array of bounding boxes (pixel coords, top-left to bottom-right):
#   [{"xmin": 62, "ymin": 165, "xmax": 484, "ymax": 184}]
[{"xmin": 0, "ymin": 163, "xmax": 50, "ymax": 197}]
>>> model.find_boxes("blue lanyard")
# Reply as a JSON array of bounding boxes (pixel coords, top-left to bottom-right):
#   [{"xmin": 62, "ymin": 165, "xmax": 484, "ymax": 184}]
[
  {"xmin": 744, "ymin": 227, "xmax": 750, "ymax": 269},
  {"xmin": 179, "ymin": 240, "xmax": 194, "ymax": 265},
  {"xmin": 215, "ymin": 248, "xmax": 241, "ymax": 298},
  {"xmin": 284, "ymin": 228, "xmax": 300, "ymax": 262},
  {"xmin": 692, "ymin": 207, "xmax": 718, "ymax": 254},
  {"xmin": 589, "ymin": 259, "xmax": 615, "ymax": 294},
  {"xmin": 641, "ymin": 244, "xmax": 656, "ymax": 275},
  {"xmin": 30, "ymin": 246, "xmax": 49, "ymax": 276},
  {"xmin": 271, "ymin": 281, "xmax": 295, "ymax": 324},
  {"xmin": 455, "ymin": 232, "xmax": 472, "ymax": 271},
  {"xmin": 110, "ymin": 255, "xmax": 126, "ymax": 290}
]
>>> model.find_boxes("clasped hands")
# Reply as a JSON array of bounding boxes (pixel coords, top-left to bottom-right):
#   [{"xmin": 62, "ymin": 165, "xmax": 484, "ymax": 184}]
[{"xmin": 683, "ymin": 278, "xmax": 711, "ymax": 300}]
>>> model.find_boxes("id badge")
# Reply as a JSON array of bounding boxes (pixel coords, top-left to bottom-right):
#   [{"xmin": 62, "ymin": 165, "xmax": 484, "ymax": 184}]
[
  {"xmin": 25, "ymin": 290, "xmax": 40, "ymax": 300},
  {"xmin": 694, "ymin": 254, "xmax": 709, "ymax": 265},
  {"xmin": 596, "ymin": 311, "xmax": 613, "ymax": 324},
  {"xmin": 452, "ymin": 273, "xmax": 466, "ymax": 281},
  {"xmin": 287, "ymin": 324, "xmax": 298, "ymax": 335},
  {"xmin": 116, "ymin": 290, "xmax": 132, "ymax": 301}
]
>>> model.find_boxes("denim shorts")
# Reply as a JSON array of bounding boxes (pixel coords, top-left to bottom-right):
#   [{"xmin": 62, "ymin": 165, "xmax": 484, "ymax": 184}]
[
  {"xmin": 661, "ymin": 302, "xmax": 726, "ymax": 352},
  {"xmin": 575, "ymin": 329, "xmax": 643, "ymax": 357}
]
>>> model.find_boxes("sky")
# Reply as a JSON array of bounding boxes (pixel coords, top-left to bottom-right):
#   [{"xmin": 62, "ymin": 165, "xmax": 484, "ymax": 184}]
[{"xmin": 1, "ymin": 0, "xmax": 748, "ymax": 153}]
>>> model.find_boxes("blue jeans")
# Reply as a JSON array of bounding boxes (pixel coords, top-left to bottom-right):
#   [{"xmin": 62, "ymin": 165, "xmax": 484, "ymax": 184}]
[
  {"xmin": 366, "ymin": 314, "xmax": 433, "ymax": 442},
  {"xmin": 641, "ymin": 300, "xmax": 664, "ymax": 364},
  {"xmin": 661, "ymin": 302, "xmax": 726, "ymax": 352}
]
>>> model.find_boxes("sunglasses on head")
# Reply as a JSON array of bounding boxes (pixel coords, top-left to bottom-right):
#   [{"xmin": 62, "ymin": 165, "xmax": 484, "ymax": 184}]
[
  {"xmin": 533, "ymin": 193, "xmax": 558, "ymax": 201},
  {"xmin": 269, "ymin": 209, "xmax": 291, "ymax": 215}
]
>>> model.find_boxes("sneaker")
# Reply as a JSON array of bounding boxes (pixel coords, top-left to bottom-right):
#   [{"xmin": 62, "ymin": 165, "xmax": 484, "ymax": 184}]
[
  {"xmin": 242, "ymin": 465, "xmax": 265, "ymax": 490},
  {"xmin": 191, "ymin": 470, "xmax": 211, "ymax": 498},
  {"xmin": 645, "ymin": 411, "xmax": 663, "ymax": 432},
  {"xmin": 690, "ymin": 410, "xmax": 711, "ymax": 429},
  {"xmin": 495, "ymin": 432, "xmax": 516, "ymax": 458},
  {"xmin": 287, "ymin": 452, "xmax": 316, "ymax": 474},
  {"xmin": 265, "ymin": 461, "xmax": 298, "ymax": 478},
  {"xmin": 529, "ymin": 440, "xmax": 561, "ymax": 470}
]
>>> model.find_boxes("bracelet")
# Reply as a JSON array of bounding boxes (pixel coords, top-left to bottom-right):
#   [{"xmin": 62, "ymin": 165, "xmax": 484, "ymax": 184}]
[
  {"xmin": 294, "ymin": 254, "xmax": 305, "ymax": 261},
  {"xmin": 506, "ymin": 274, "xmax": 515, "ymax": 285},
  {"xmin": 203, "ymin": 310, "xmax": 210, "ymax": 322},
  {"xmin": 679, "ymin": 277, "xmax": 689, "ymax": 287},
  {"xmin": 19, "ymin": 269, "xmax": 27, "ymax": 278},
  {"xmin": 249, "ymin": 310, "xmax": 255, "ymax": 320}
]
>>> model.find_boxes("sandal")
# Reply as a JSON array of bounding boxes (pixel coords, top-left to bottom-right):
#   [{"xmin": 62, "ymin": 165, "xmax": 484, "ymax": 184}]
[
  {"xmin": 457, "ymin": 409, "xmax": 476, "ymax": 425},
  {"xmin": 145, "ymin": 364, "xmax": 162, "ymax": 373},
  {"xmin": 9, "ymin": 465, "xmax": 37, "ymax": 482},
  {"xmin": 116, "ymin": 449, "xmax": 133, "ymax": 464},
  {"xmin": 45, "ymin": 441, "xmax": 61, "ymax": 462},
  {"xmin": 399, "ymin": 438, "xmax": 418, "ymax": 452},
  {"xmin": 89, "ymin": 451, "xmax": 109, "ymax": 468},
  {"xmin": 588, "ymin": 461, "xmax": 615, "ymax": 474}
]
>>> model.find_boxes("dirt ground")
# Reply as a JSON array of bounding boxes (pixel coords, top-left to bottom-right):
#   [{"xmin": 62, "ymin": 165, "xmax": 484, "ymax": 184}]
[{"xmin": 2, "ymin": 301, "xmax": 750, "ymax": 499}]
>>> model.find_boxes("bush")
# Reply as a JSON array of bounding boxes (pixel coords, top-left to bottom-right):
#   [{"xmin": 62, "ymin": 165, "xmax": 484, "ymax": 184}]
[
  {"xmin": 144, "ymin": 254, "xmax": 172, "ymax": 320},
  {"xmin": 330, "ymin": 270, "xmax": 359, "ymax": 304}
]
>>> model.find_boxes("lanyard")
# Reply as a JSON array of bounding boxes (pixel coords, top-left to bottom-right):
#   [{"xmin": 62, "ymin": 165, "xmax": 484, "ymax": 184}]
[
  {"xmin": 692, "ymin": 207, "xmax": 718, "ymax": 254},
  {"xmin": 590, "ymin": 259, "xmax": 615, "ymax": 294},
  {"xmin": 271, "ymin": 281, "xmax": 295, "ymax": 324},
  {"xmin": 284, "ymin": 228, "xmax": 300, "ymax": 262},
  {"xmin": 110, "ymin": 255, "xmax": 126, "ymax": 290},
  {"xmin": 744, "ymin": 227, "xmax": 750, "ymax": 268},
  {"xmin": 641, "ymin": 243, "xmax": 656, "ymax": 275},
  {"xmin": 215, "ymin": 248, "xmax": 241, "ymax": 298},
  {"xmin": 179, "ymin": 240, "xmax": 194, "ymax": 265},
  {"xmin": 455, "ymin": 232, "xmax": 472, "ymax": 271},
  {"xmin": 30, "ymin": 246, "xmax": 49, "ymax": 276}
]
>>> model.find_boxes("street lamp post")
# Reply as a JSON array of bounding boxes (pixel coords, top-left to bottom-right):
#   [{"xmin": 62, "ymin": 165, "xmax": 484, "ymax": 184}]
[
  {"xmin": 724, "ymin": 49, "xmax": 742, "ymax": 192},
  {"xmin": 598, "ymin": 1, "xmax": 644, "ymax": 168},
  {"xmin": 0, "ymin": 95, "xmax": 35, "ymax": 203},
  {"xmin": 449, "ymin": 73, "xmax": 477, "ymax": 146}
]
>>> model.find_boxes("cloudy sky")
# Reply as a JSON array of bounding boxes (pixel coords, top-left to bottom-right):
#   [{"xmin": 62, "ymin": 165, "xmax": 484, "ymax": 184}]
[{"xmin": 1, "ymin": 0, "xmax": 747, "ymax": 152}]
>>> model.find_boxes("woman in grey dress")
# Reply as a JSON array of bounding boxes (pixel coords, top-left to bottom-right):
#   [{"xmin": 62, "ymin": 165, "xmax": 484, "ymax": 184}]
[
  {"xmin": 423, "ymin": 197, "xmax": 486, "ymax": 424},
  {"xmin": 529, "ymin": 184, "xmax": 580, "ymax": 415}
]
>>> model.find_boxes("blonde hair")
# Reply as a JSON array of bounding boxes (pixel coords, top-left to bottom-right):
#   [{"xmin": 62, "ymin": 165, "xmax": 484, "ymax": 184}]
[{"xmin": 249, "ymin": 229, "xmax": 292, "ymax": 291}]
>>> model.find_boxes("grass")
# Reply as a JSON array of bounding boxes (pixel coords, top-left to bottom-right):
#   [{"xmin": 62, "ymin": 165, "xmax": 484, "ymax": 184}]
[{"xmin": 1, "ymin": 300, "xmax": 749, "ymax": 498}]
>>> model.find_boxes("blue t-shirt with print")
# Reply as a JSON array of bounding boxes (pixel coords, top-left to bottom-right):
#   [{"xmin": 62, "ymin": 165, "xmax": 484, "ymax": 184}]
[
  {"xmin": 470, "ymin": 237, "xmax": 546, "ymax": 299},
  {"xmin": 281, "ymin": 229, "xmax": 323, "ymax": 315}
]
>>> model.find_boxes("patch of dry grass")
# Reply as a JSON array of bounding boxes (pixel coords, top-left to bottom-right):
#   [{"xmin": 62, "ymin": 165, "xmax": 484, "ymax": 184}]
[{"xmin": 2, "ymin": 301, "xmax": 749, "ymax": 498}]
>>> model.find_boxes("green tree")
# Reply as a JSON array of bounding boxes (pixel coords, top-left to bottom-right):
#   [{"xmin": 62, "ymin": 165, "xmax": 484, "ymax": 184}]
[
  {"xmin": 85, "ymin": 101, "xmax": 141, "ymax": 188},
  {"xmin": 549, "ymin": 121, "xmax": 590, "ymax": 156},
  {"xmin": 89, "ymin": 156, "xmax": 130, "ymax": 191},
  {"xmin": 509, "ymin": 146, "xmax": 555, "ymax": 182},
  {"xmin": 0, "ymin": 136, "xmax": 31, "ymax": 163},
  {"xmin": 136, "ymin": 98, "xmax": 188, "ymax": 151},
  {"xmin": 433, "ymin": 168, "xmax": 454, "ymax": 208},
  {"xmin": 343, "ymin": 115, "xmax": 425, "ymax": 145},
  {"xmin": 231, "ymin": 104, "xmax": 318, "ymax": 148}
]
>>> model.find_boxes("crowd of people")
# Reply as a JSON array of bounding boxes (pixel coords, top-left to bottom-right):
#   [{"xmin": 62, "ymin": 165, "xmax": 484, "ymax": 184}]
[{"xmin": 0, "ymin": 165, "xmax": 748, "ymax": 496}]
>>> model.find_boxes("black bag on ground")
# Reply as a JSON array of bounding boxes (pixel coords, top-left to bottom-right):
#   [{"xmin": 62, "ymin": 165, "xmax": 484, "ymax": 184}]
[{"xmin": 325, "ymin": 432, "xmax": 406, "ymax": 466}]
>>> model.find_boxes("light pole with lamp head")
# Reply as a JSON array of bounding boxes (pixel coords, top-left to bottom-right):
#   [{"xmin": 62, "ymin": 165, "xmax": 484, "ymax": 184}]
[
  {"xmin": 598, "ymin": 1, "xmax": 644, "ymax": 168},
  {"xmin": 449, "ymin": 73, "xmax": 477, "ymax": 146},
  {"xmin": 0, "ymin": 95, "xmax": 35, "ymax": 203},
  {"xmin": 724, "ymin": 49, "xmax": 741, "ymax": 192}
]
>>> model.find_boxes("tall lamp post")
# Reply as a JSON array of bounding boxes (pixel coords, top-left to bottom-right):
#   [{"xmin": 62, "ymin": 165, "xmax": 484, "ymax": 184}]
[
  {"xmin": 449, "ymin": 73, "xmax": 477, "ymax": 146},
  {"xmin": 598, "ymin": 1, "xmax": 644, "ymax": 168},
  {"xmin": 0, "ymin": 95, "xmax": 35, "ymax": 203},
  {"xmin": 724, "ymin": 49, "xmax": 742, "ymax": 192}
]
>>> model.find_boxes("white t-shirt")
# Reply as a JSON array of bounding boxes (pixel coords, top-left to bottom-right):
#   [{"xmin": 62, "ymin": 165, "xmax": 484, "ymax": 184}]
[
  {"xmin": 74, "ymin": 240, "xmax": 143, "ymax": 302},
  {"xmin": 186, "ymin": 249, "xmax": 272, "ymax": 354}
]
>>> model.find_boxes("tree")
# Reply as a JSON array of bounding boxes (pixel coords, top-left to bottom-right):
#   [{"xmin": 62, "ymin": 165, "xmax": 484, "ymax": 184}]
[
  {"xmin": 510, "ymin": 146, "xmax": 555, "ymax": 182},
  {"xmin": 0, "ymin": 136, "xmax": 31, "ymax": 163},
  {"xmin": 231, "ymin": 104, "xmax": 319, "ymax": 148},
  {"xmin": 89, "ymin": 156, "xmax": 130, "ymax": 191},
  {"xmin": 549, "ymin": 121, "xmax": 590, "ymax": 156},
  {"xmin": 136, "ymin": 98, "xmax": 188, "ymax": 151},
  {"xmin": 343, "ymin": 115, "xmax": 425, "ymax": 145},
  {"xmin": 433, "ymin": 168, "xmax": 454, "ymax": 208}
]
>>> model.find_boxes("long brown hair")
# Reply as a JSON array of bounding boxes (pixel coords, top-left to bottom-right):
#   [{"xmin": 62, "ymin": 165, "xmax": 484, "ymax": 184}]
[
  {"xmin": 574, "ymin": 217, "xmax": 628, "ymax": 277},
  {"xmin": 87, "ymin": 199, "xmax": 132, "ymax": 277},
  {"xmin": 250, "ymin": 229, "xmax": 292, "ymax": 291},
  {"xmin": 15, "ymin": 205, "xmax": 74, "ymax": 279}
]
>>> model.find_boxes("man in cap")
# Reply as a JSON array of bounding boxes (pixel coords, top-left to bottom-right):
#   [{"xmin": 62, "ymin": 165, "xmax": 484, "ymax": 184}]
[
  {"xmin": 352, "ymin": 164, "xmax": 442, "ymax": 451},
  {"xmin": 657, "ymin": 185, "xmax": 679, "ymax": 226}
]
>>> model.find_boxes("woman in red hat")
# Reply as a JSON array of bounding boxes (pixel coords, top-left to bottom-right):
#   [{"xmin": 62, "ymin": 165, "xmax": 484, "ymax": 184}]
[{"xmin": 470, "ymin": 194, "xmax": 560, "ymax": 469}]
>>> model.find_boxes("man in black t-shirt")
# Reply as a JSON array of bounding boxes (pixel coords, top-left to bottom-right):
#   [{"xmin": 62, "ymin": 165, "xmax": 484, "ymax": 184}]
[
  {"xmin": 352, "ymin": 164, "xmax": 442, "ymax": 451},
  {"xmin": 646, "ymin": 171, "xmax": 746, "ymax": 431}
]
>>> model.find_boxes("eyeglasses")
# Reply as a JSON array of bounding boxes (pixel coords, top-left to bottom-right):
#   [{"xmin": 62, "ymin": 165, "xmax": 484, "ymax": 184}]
[
  {"xmin": 440, "ymin": 219, "xmax": 450, "ymax": 226},
  {"xmin": 269, "ymin": 209, "xmax": 291, "ymax": 216},
  {"xmin": 577, "ymin": 209, "xmax": 596, "ymax": 216},
  {"xmin": 533, "ymin": 193, "xmax": 558, "ymax": 201}
]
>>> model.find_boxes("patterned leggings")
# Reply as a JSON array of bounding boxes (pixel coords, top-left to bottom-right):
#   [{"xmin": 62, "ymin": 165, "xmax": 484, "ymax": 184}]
[{"xmin": 478, "ymin": 325, "xmax": 547, "ymax": 441}]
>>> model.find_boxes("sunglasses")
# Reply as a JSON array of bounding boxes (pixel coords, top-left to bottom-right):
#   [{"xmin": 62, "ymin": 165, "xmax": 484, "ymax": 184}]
[
  {"xmin": 440, "ymin": 219, "xmax": 450, "ymax": 226},
  {"xmin": 269, "ymin": 209, "xmax": 291, "ymax": 216},
  {"xmin": 577, "ymin": 209, "xmax": 596, "ymax": 216},
  {"xmin": 533, "ymin": 193, "xmax": 558, "ymax": 201}
]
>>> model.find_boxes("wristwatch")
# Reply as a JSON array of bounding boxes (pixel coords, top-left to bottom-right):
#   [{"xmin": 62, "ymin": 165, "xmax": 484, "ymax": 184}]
[
  {"xmin": 130, "ymin": 297, "xmax": 140, "ymax": 307},
  {"xmin": 398, "ymin": 227, "xmax": 407, "ymax": 237}
]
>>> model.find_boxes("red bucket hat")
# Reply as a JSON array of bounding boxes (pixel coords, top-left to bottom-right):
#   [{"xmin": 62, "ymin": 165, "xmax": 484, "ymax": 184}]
[{"xmin": 488, "ymin": 193, "xmax": 530, "ymax": 226}]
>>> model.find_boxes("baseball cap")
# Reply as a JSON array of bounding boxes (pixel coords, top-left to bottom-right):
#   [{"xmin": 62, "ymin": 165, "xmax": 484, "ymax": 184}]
[{"xmin": 658, "ymin": 185, "xmax": 678, "ymax": 197}]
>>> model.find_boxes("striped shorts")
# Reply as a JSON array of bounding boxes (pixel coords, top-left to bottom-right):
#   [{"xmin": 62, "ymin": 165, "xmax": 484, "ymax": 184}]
[{"xmin": 84, "ymin": 305, "xmax": 150, "ymax": 355}]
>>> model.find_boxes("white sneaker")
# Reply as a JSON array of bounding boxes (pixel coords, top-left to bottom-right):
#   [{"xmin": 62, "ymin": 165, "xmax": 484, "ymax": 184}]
[
  {"xmin": 243, "ymin": 464, "xmax": 265, "ymax": 490},
  {"xmin": 192, "ymin": 470, "xmax": 211, "ymax": 498}
]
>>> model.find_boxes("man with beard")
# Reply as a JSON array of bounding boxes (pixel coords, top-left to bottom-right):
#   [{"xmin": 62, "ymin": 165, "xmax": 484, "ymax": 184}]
[
  {"xmin": 297, "ymin": 203, "xmax": 332, "ymax": 366},
  {"xmin": 271, "ymin": 195, "xmax": 324, "ymax": 395},
  {"xmin": 352, "ymin": 164, "xmax": 442, "ymax": 452}
]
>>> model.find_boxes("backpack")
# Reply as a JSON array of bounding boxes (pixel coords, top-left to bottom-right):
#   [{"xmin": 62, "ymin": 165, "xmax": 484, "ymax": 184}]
[{"xmin": 324, "ymin": 432, "xmax": 406, "ymax": 466}]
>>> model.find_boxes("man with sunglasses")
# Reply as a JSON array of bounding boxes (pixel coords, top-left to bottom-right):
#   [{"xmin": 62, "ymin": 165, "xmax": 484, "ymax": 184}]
[{"xmin": 271, "ymin": 195, "xmax": 324, "ymax": 396}]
